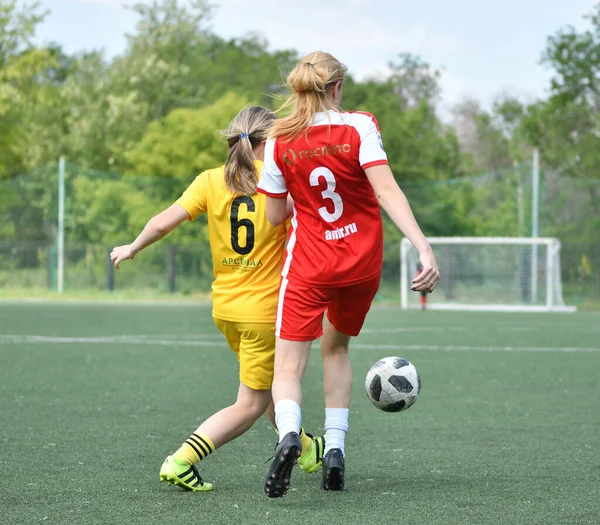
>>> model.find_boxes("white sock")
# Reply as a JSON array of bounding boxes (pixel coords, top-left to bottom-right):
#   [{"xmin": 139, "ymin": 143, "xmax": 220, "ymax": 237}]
[
  {"xmin": 324, "ymin": 408, "xmax": 349, "ymax": 456},
  {"xmin": 275, "ymin": 400, "xmax": 301, "ymax": 441}
]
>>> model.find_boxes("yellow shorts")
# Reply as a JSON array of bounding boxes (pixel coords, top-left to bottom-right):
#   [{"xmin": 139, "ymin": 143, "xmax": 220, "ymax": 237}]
[{"xmin": 213, "ymin": 318, "xmax": 275, "ymax": 391}]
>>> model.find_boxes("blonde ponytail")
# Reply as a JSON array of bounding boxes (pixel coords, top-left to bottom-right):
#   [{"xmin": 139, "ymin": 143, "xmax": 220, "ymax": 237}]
[
  {"xmin": 271, "ymin": 51, "xmax": 347, "ymax": 140},
  {"xmin": 223, "ymin": 106, "xmax": 276, "ymax": 195}
]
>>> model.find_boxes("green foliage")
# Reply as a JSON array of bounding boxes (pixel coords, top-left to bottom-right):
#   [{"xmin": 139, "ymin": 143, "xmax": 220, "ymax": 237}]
[
  {"xmin": 519, "ymin": 4, "xmax": 600, "ymax": 182},
  {"xmin": 1, "ymin": 0, "xmax": 599, "ymax": 300},
  {"xmin": 126, "ymin": 92, "xmax": 249, "ymax": 179}
]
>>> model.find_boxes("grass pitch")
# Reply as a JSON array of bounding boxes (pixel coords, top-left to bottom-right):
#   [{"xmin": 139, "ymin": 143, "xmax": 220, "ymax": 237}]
[{"xmin": 1, "ymin": 302, "xmax": 599, "ymax": 525}]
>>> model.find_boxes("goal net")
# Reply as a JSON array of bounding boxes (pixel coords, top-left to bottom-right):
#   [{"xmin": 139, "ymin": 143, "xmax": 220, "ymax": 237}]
[{"xmin": 400, "ymin": 237, "xmax": 576, "ymax": 312}]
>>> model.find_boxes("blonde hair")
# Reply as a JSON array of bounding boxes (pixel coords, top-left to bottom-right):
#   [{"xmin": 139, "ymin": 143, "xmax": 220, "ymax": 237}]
[
  {"xmin": 271, "ymin": 51, "xmax": 347, "ymax": 140},
  {"xmin": 223, "ymin": 106, "xmax": 276, "ymax": 195}
]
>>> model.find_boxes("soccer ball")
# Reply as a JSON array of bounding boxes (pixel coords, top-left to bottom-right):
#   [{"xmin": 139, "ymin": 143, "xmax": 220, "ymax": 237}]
[{"xmin": 364, "ymin": 357, "xmax": 421, "ymax": 412}]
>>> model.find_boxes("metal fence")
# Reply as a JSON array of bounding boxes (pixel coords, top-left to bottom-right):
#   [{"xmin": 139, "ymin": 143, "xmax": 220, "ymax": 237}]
[{"xmin": 1, "ymin": 161, "xmax": 598, "ymax": 308}]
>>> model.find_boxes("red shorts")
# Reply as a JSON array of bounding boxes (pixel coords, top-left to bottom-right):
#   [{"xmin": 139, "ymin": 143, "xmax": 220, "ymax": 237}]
[{"xmin": 275, "ymin": 275, "xmax": 381, "ymax": 341}]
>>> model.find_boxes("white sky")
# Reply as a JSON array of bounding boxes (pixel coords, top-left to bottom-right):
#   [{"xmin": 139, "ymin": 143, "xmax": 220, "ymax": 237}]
[{"xmin": 38, "ymin": 0, "xmax": 597, "ymax": 112}]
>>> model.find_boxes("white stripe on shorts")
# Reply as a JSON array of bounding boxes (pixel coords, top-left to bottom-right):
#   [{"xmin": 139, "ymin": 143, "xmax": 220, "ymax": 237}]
[{"xmin": 276, "ymin": 208, "xmax": 298, "ymax": 336}]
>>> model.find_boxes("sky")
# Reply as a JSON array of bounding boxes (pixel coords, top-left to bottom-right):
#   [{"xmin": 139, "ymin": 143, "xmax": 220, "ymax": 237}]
[{"xmin": 37, "ymin": 0, "xmax": 597, "ymax": 113}]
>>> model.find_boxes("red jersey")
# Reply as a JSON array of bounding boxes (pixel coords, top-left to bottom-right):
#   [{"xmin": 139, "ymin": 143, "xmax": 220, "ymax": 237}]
[{"xmin": 257, "ymin": 110, "xmax": 388, "ymax": 287}]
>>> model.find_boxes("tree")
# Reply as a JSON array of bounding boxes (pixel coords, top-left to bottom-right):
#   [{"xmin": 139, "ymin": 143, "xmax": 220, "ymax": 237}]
[
  {"xmin": 521, "ymin": 3, "xmax": 600, "ymax": 182},
  {"xmin": 388, "ymin": 53, "xmax": 441, "ymax": 108},
  {"xmin": 344, "ymin": 58, "xmax": 463, "ymax": 183},
  {"xmin": 125, "ymin": 91, "xmax": 251, "ymax": 202},
  {"xmin": 0, "ymin": 0, "xmax": 58, "ymax": 176}
]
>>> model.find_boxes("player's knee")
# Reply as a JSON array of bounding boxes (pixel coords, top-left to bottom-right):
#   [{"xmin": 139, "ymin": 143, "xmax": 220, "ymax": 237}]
[
  {"xmin": 235, "ymin": 390, "xmax": 270, "ymax": 420},
  {"xmin": 275, "ymin": 358, "xmax": 304, "ymax": 378},
  {"xmin": 321, "ymin": 343, "xmax": 349, "ymax": 358}
]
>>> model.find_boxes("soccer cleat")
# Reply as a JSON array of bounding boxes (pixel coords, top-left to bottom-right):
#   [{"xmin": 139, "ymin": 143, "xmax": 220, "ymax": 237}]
[
  {"xmin": 264, "ymin": 432, "xmax": 301, "ymax": 498},
  {"xmin": 321, "ymin": 448, "xmax": 345, "ymax": 491},
  {"xmin": 298, "ymin": 433, "xmax": 325, "ymax": 474},
  {"xmin": 159, "ymin": 455, "xmax": 213, "ymax": 492}
]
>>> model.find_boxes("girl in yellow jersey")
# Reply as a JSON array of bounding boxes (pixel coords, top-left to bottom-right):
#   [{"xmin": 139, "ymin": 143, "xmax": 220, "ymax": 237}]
[{"xmin": 110, "ymin": 106, "xmax": 323, "ymax": 492}]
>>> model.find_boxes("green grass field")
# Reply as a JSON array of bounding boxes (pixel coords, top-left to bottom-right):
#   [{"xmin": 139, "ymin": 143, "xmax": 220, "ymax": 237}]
[{"xmin": 1, "ymin": 301, "xmax": 599, "ymax": 525}]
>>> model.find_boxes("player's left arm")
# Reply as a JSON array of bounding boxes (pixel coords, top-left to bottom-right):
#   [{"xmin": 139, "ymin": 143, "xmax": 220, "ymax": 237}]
[
  {"xmin": 111, "ymin": 205, "xmax": 190, "ymax": 269},
  {"xmin": 265, "ymin": 196, "xmax": 288, "ymax": 226},
  {"xmin": 358, "ymin": 114, "xmax": 439, "ymax": 292},
  {"xmin": 286, "ymin": 194, "xmax": 294, "ymax": 218},
  {"xmin": 257, "ymin": 138, "xmax": 289, "ymax": 226},
  {"xmin": 365, "ymin": 164, "xmax": 439, "ymax": 291}
]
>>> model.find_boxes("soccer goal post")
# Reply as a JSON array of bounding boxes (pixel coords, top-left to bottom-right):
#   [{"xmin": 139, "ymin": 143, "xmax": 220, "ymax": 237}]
[{"xmin": 400, "ymin": 237, "xmax": 576, "ymax": 313}]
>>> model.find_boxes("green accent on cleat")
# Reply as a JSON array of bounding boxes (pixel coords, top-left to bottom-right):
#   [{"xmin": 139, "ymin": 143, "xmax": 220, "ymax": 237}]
[
  {"xmin": 159, "ymin": 456, "xmax": 213, "ymax": 492},
  {"xmin": 298, "ymin": 434, "xmax": 325, "ymax": 474}
]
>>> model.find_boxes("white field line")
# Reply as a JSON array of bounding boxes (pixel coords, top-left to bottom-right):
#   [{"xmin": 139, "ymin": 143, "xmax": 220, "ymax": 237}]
[
  {"xmin": 362, "ymin": 326, "xmax": 600, "ymax": 334},
  {"xmin": 0, "ymin": 334, "xmax": 222, "ymax": 346},
  {"xmin": 0, "ymin": 334, "xmax": 598, "ymax": 353},
  {"xmin": 360, "ymin": 327, "xmax": 470, "ymax": 333},
  {"xmin": 352, "ymin": 344, "xmax": 600, "ymax": 353}
]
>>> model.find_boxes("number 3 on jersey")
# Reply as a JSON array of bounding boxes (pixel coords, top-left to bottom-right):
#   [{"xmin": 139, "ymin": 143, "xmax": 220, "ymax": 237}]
[
  {"xmin": 310, "ymin": 167, "xmax": 343, "ymax": 222},
  {"xmin": 230, "ymin": 196, "xmax": 255, "ymax": 255}
]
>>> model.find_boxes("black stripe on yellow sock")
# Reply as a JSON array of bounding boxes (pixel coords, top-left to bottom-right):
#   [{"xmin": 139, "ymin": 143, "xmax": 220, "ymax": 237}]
[
  {"xmin": 194, "ymin": 434, "xmax": 215, "ymax": 454},
  {"xmin": 188, "ymin": 435, "xmax": 209, "ymax": 458},
  {"xmin": 185, "ymin": 438, "xmax": 204, "ymax": 459}
]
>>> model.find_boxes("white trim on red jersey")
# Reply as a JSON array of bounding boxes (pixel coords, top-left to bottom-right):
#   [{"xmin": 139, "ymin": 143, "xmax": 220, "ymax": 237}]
[
  {"xmin": 257, "ymin": 137, "xmax": 287, "ymax": 198},
  {"xmin": 257, "ymin": 110, "xmax": 388, "ymax": 198},
  {"xmin": 309, "ymin": 110, "xmax": 387, "ymax": 168}
]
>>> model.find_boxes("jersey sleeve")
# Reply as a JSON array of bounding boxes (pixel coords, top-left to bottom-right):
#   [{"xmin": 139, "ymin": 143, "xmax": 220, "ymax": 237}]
[
  {"xmin": 257, "ymin": 138, "xmax": 288, "ymax": 198},
  {"xmin": 174, "ymin": 170, "xmax": 209, "ymax": 220},
  {"xmin": 357, "ymin": 114, "xmax": 388, "ymax": 170}
]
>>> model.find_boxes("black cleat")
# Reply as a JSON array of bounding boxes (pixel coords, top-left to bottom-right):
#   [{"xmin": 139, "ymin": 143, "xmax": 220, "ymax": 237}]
[
  {"xmin": 321, "ymin": 448, "xmax": 345, "ymax": 491},
  {"xmin": 264, "ymin": 432, "xmax": 302, "ymax": 498}
]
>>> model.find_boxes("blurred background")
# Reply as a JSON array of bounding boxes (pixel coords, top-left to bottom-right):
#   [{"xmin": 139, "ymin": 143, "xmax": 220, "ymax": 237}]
[{"xmin": 1, "ymin": 0, "xmax": 598, "ymax": 308}]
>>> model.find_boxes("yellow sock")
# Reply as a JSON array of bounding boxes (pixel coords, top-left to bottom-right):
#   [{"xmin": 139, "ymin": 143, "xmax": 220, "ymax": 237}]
[
  {"xmin": 173, "ymin": 432, "xmax": 215, "ymax": 465},
  {"xmin": 299, "ymin": 427, "xmax": 312, "ymax": 456}
]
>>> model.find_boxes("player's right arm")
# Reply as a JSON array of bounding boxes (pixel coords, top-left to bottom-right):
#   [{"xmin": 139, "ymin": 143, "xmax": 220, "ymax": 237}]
[
  {"xmin": 111, "ymin": 205, "xmax": 190, "ymax": 269},
  {"xmin": 111, "ymin": 170, "xmax": 209, "ymax": 269}
]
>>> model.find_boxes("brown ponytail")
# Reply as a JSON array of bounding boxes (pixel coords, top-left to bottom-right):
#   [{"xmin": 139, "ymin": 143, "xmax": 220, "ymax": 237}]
[
  {"xmin": 223, "ymin": 106, "xmax": 276, "ymax": 195},
  {"xmin": 271, "ymin": 51, "xmax": 347, "ymax": 140}
]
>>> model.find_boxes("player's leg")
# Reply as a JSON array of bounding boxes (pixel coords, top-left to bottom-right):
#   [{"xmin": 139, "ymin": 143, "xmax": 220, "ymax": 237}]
[
  {"xmin": 160, "ymin": 381, "xmax": 272, "ymax": 491},
  {"xmin": 321, "ymin": 274, "xmax": 380, "ymax": 490},
  {"xmin": 265, "ymin": 400, "xmax": 275, "ymax": 426},
  {"xmin": 266, "ymin": 398, "xmax": 325, "ymax": 474},
  {"xmin": 264, "ymin": 337, "xmax": 311, "ymax": 497},
  {"xmin": 191, "ymin": 382, "xmax": 272, "ymax": 448},
  {"xmin": 234, "ymin": 322, "xmax": 320, "ymax": 466},
  {"xmin": 319, "ymin": 317, "xmax": 351, "ymax": 491},
  {"xmin": 265, "ymin": 279, "xmax": 330, "ymax": 497},
  {"xmin": 160, "ymin": 320, "xmax": 273, "ymax": 492},
  {"xmin": 420, "ymin": 290, "xmax": 427, "ymax": 310}
]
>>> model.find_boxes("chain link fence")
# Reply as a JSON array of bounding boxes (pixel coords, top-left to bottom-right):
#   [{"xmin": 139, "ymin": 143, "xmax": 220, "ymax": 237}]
[{"xmin": 1, "ymin": 162, "xmax": 598, "ymax": 308}]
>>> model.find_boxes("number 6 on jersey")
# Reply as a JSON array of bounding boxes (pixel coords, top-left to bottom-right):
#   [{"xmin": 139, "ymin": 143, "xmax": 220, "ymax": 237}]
[
  {"xmin": 309, "ymin": 167, "xmax": 343, "ymax": 223},
  {"xmin": 230, "ymin": 196, "xmax": 255, "ymax": 255}
]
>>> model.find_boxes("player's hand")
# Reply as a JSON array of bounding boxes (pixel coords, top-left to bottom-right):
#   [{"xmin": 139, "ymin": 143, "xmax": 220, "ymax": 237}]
[
  {"xmin": 110, "ymin": 244, "xmax": 137, "ymax": 269},
  {"xmin": 411, "ymin": 247, "xmax": 440, "ymax": 293}
]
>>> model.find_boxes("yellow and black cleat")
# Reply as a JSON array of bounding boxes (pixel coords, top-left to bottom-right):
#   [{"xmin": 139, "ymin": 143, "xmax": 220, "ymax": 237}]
[{"xmin": 159, "ymin": 455, "xmax": 213, "ymax": 492}]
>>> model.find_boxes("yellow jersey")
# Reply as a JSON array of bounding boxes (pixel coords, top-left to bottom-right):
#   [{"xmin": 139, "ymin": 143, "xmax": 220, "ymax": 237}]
[{"xmin": 175, "ymin": 160, "xmax": 287, "ymax": 323}]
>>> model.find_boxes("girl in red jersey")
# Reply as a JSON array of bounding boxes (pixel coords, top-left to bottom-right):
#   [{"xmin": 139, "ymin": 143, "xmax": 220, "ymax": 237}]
[{"xmin": 257, "ymin": 51, "xmax": 440, "ymax": 497}]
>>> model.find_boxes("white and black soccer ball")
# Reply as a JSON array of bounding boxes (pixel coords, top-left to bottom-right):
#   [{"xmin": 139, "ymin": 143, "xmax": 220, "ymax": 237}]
[{"xmin": 364, "ymin": 357, "xmax": 421, "ymax": 412}]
